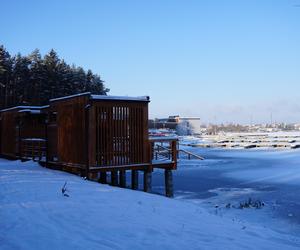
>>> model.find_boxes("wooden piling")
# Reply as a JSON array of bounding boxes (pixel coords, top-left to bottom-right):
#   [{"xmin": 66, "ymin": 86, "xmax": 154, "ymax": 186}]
[
  {"xmin": 111, "ymin": 171, "xmax": 118, "ymax": 186},
  {"xmin": 143, "ymin": 170, "xmax": 152, "ymax": 193},
  {"xmin": 131, "ymin": 170, "xmax": 139, "ymax": 190},
  {"xmin": 165, "ymin": 169, "xmax": 174, "ymax": 197},
  {"xmin": 99, "ymin": 172, "xmax": 107, "ymax": 184},
  {"xmin": 119, "ymin": 170, "xmax": 126, "ymax": 187}
]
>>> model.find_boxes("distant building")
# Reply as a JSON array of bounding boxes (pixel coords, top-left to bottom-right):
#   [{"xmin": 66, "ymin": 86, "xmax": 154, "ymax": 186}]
[
  {"xmin": 176, "ymin": 117, "xmax": 201, "ymax": 135},
  {"xmin": 149, "ymin": 115, "xmax": 201, "ymax": 135}
]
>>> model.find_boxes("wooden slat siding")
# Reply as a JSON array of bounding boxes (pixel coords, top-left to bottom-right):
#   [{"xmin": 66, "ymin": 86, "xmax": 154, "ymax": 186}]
[
  {"xmin": 89, "ymin": 105, "xmax": 96, "ymax": 167},
  {"xmin": 129, "ymin": 105, "xmax": 133, "ymax": 164},
  {"xmin": 116, "ymin": 106, "xmax": 119, "ymax": 166},
  {"xmin": 101, "ymin": 106, "xmax": 105, "ymax": 166},
  {"xmin": 143, "ymin": 104, "xmax": 150, "ymax": 165},
  {"xmin": 125, "ymin": 106, "xmax": 129, "ymax": 164},
  {"xmin": 53, "ymin": 94, "xmax": 90, "ymax": 165},
  {"xmin": 91, "ymin": 100, "xmax": 149, "ymax": 168},
  {"xmin": 109, "ymin": 106, "xmax": 113, "ymax": 165},
  {"xmin": 131, "ymin": 107, "xmax": 136, "ymax": 163},
  {"xmin": 117, "ymin": 106, "xmax": 121, "ymax": 165},
  {"xmin": 120, "ymin": 107, "xmax": 122, "ymax": 164},
  {"xmin": 138, "ymin": 107, "xmax": 142, "ymax": 162},
  {"xmin": 132, "ymin": 106, "xmax": 136, "ymax": 163},
  {"xmin": 98, "ymin": 106, "xmax": 101, "ymax": 165},
  {"xmin": 137, "ymin": 106, "xmax": 141, "ymax": 163},
  {"xmin": 136, "ymin": 107, "xmax": 139, "ymax": 163}
]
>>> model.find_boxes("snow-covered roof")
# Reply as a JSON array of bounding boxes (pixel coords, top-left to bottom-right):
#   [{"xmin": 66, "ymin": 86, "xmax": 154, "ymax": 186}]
[
  {"xmin": 50, "ymin": 92, "xmax": 91, "ymax": 102},
  {"xmin": 91, "ymin": 95, "xmax": 150, "ymax": 102},
  {"xmin": 18, "ymin": 109, "xmax": 41, "ymax": 114},
  {"xmin": 49, "ymin": 92, "xmax": 150, "ymax": 103},
  {"xmin": 0, "ymin": 106, "xmax": 43, "ymax": 113}
]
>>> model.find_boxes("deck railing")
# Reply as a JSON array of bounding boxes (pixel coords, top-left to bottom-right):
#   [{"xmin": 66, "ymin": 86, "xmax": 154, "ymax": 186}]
[
  {"xmin": 20, "ymin": 138, "xmax": 46, "ymax": 161},
  {"xmin": 149, "ymin": 136, "xmax": 178, "ymax": 170}
]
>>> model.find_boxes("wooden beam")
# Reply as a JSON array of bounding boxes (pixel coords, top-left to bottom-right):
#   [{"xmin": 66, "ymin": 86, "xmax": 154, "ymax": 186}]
[{"xmin": 89, "ymin": 163, "xmax": 150, "ymax": 172}]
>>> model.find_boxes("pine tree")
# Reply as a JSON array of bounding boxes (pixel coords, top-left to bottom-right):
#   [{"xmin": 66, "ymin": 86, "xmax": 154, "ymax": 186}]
[
  {"xmin": 28, "ymin": 49, "xmax": 46, "ymax": 105},
  {"xmin": 13, "ymin": 53, "xmax": 31, "ymax": 105},
  {"xmin": 0, "ymin": 45, "xmax": 109, "ymax": 109},
  {"xmin": 43, "ymin": 49, "xmax": 61, "ymax": 100},
  {"xmin": 0, "ymin": 45, "xmax": 13, "ymax": 109}
]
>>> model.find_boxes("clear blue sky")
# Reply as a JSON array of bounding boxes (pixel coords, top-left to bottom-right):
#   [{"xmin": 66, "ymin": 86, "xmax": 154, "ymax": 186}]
[{"xmin": 1, "ymin": 0, "xmax": 300, "ymax": 124}]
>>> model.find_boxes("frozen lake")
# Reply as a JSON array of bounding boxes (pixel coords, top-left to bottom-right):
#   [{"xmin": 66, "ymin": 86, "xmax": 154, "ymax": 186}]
[{"xmin": 152, "ymin": 146, "xmax": 300, "ymax": 235}]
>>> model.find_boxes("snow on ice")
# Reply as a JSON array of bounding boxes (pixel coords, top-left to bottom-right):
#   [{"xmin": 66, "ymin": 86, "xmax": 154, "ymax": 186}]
[{"xmin": 1, "ymin": 158, "xmax": 300, "ymax": 249}]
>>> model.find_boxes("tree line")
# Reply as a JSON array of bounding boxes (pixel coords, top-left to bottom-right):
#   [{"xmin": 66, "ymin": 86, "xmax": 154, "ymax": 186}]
[{"xmin": 0, "ymin": 45, "xmax": 109, "ymax": 109}]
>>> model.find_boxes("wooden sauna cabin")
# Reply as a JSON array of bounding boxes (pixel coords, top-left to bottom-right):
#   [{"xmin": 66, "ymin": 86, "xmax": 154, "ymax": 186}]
[
  {"xmin": 47, "ymin": 93, "xmax": 177, "ymax": 196},
  {"xmin": 47, "ymin": 92, "xmax": 149, "ymax": 171},
  {"xmin": 0, "ymin": 106, "xmax": 47, "ymax": 160}
]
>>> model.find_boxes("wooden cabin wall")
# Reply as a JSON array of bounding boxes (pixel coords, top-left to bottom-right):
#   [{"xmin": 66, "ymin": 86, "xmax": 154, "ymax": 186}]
[
  {"xmin": 47, "ymin": 111, "xmax": 58, "ymax": 161},
  {"xmin": 21, "ymin": 115, "xmax": 45, "ymax": 139},
  {"xmin": 91, "ymin": 100, "xmax": 149, "ymax": 167},
  {"xmin": 0, "ymin": 111, "xmax": 18, "ymax": 157},
  {"xmin": 51, "ymin": 95, "xmax": 89, "ymax": 165}
]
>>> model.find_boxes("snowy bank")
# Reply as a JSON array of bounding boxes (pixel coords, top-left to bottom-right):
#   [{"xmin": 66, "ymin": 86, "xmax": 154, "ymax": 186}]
[{"xmin": 1, "ymin": 159, "xmax": 300, "ymax": 250}]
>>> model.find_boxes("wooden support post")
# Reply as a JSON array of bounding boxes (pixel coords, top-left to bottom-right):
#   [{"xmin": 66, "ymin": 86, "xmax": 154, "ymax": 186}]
[
  {"xmin": 143, "ymin": 170, "xmax": 152, "ymax": 193},
  {"xmin": 119, "ymin": 170, "xmax": 126, "ymax": 188},
  {"xmin": 165, "ymin": 169, "xmax": 174, "ymax": 198},
  {"xmin": 111, "ymin": 171, "xmax": 118, "ymax": 186},
  {"xmin": 99, "ymin": 172, "xmax": 107, "ymax": 184},
  {"xmin": 131, "ymin": 170, "xmax": 139, "ymax": 190}
]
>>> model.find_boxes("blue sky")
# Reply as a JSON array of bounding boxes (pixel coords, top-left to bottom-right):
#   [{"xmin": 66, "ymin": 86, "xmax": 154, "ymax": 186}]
[{"xmin": 1, "ymin": 0, "xmax": 300, "ymax": 124}]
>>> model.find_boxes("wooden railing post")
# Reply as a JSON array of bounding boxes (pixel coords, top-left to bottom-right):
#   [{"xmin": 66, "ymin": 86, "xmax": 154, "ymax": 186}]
[{"xmin": 171, "ymin": 140, "xmax": 177, "ymax": 169}]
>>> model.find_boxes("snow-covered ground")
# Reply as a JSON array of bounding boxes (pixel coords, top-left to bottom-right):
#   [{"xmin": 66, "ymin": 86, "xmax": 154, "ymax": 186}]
[{"xmin": 1, "ymin": 158, "xmax": 300, "ymax": 249}]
